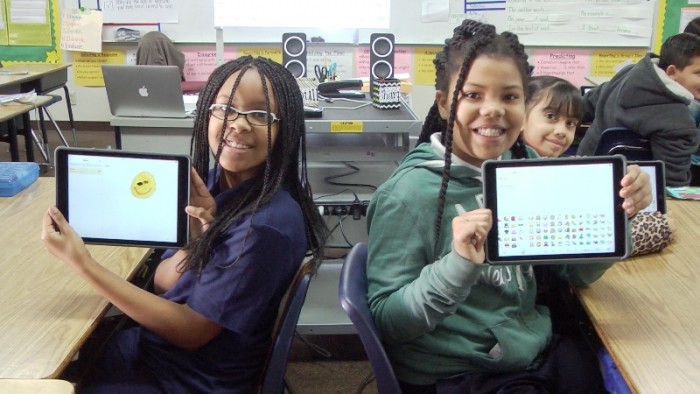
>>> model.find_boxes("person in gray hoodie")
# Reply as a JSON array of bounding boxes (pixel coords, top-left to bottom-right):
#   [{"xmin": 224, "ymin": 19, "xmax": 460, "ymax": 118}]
[{"xmin": 576, "ymin": 33, "xmax": 700, "ymax": 186}]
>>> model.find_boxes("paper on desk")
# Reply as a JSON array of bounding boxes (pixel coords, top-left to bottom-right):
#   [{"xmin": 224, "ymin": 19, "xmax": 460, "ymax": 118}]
[
  {"xmin": 0, "ymin": 90, "xmax": 36, "ymax": 104},
  {"xmin": 666, "ymin": 186, "xmax": 700, "ymax": 200}
]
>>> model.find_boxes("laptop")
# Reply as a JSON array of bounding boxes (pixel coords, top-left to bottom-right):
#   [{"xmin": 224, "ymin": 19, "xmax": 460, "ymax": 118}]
[{"xmin": 102, "ymin": 65, "xmax": 195, "ymax": 118}]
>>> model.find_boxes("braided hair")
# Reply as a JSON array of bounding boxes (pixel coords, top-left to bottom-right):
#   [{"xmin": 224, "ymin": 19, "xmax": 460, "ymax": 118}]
[
  {"xmin": 419, "ymin": 20, "xmax": 531, "ymax": 257},
  {"xmin": 181, "ymin": 56, "xmax": 328, "ymax": 274}
]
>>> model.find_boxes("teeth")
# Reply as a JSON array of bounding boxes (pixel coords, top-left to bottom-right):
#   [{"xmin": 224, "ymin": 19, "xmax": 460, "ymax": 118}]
[
  {"xmin": 225, "ymin": 139, "xmax": 251, "ymax": 149},
  {"xmin": 477, "ymin": 128, "xmax": 502, "ymax": 137}
]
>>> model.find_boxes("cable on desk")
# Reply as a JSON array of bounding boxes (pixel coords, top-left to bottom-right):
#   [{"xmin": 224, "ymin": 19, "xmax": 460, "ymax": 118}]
[
  {"xmin": 323, "ymin": 162, "xmax": 378, "ymax": 191},
  {"xmin": 318, "ymin": 96, "xmax": 373, "ymax": 109},
  {"xmin": 314, "ymin": 188, "xmax": 360, "ymax": 202}
]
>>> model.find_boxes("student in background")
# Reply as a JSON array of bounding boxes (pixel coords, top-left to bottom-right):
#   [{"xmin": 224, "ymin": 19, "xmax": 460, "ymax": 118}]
[
  {"xmin": 523, "ymin": 75, "xmax": 674, "ymax": 256},
  {"xmin": 366, "ymin": 19, "xmax": 651, "ymax": 393},
  {"xmin": 41, "ymin": 56, "xmax": 328, "ymax": 393},
  {"xmin": 576, "ymin": 33, "xmax": 700, "ymax": 186},
  {"xmin": 136, "ymin": 31, "xmax": 186, "ymax": 80},
  {"xmin": 683, "ymin": 18, "xmax": 700, "ymax": 185}
]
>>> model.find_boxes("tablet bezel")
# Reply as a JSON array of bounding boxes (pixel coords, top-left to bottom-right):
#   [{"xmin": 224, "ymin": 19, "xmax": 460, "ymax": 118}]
[
  {"xmin": 482, "ymin": 155, "xmax": 628, "ymax": 265},
  {"xmin": 629, "ymin": 160, "xmax": 666, "ymax": 214},
  {"xmin": 55, "ymin": 147, "xmax": 191, "ymax": 248}
]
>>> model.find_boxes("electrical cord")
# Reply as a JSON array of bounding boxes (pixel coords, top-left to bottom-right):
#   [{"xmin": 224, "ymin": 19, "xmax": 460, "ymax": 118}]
[{"xmin": 323, "ymin": 162, "xmax": 378, "ymax": 191}]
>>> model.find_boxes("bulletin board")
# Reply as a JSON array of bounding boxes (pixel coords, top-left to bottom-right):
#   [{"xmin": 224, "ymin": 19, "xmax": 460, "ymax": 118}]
[
  {"xmin": 658, "ymin": 0, "xmax": 700, "ymax": 49},
  {"xmin": 0, "ymin": 0, "xmax": 62, "ymax": 63},
  {"xmin": 102, "ymin": 0, "xmax": 657, "ymax": 47}
]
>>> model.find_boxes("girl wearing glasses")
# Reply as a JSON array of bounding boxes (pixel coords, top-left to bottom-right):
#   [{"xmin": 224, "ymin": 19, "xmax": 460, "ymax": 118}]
[{"xmin": 41, "ymin": 56, "xmax": 328, "ymax": 393}]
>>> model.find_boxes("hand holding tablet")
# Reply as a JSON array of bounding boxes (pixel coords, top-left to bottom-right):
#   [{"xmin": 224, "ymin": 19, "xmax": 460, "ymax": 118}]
[
  {"xmin": 481, "ymin": 156, "xmax": 628, "ymax": 265},
  {"xmin": 54, "ymin": 147, "xmax": 191, "ymax": 248}
]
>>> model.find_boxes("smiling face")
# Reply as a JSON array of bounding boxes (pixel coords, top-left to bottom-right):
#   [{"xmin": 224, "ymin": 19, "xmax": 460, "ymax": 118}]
[
  {"xmin": 522, "ymin": 94, "xmax": 578, "ymax": 157},
  {"xmin": 436, "ymin": 56, "xmax": 525, "ymax": 167},
  {"xmin": 208, "ymin": 68, "xmax": 280, "ymax": 187},
  {"xmin": 131, "ymin": 171, "xmax": 156, "ymax": 199},
  {"xmin": 666, "ymin": 56, "xmax": 700, "ymax": 100}
]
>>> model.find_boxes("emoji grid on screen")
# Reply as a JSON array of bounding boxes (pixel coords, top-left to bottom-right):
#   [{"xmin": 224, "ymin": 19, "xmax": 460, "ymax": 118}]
[
  {"xmin": 495, "ymin": 163, "xmax": 616, "ymax": 257},
  {"xmin": 67, "ymin": 155, "xmax": 180, "ymax": 242}
]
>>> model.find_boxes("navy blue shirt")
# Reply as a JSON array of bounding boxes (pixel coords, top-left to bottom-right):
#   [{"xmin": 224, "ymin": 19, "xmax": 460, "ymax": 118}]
[{"xmin": 84, "ymin": 172, "xmax": 309, "ymax": 393}]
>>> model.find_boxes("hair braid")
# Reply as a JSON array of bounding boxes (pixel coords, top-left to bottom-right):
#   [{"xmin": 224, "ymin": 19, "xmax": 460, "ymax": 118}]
[{"xmin": 426, "ymin": 19, "xmax": 531, "ymax": 257}]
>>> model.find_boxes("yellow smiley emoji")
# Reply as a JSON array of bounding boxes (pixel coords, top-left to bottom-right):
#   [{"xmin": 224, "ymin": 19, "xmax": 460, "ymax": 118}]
[{"xmin": 131, "ymin": 171, "xmax": 156, "ymax": 199}]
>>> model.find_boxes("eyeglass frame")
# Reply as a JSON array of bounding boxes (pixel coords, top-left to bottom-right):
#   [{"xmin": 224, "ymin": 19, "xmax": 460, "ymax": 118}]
[{"xmin": 208, "ymin": 104, "xmax": 280, "ymax": 126}]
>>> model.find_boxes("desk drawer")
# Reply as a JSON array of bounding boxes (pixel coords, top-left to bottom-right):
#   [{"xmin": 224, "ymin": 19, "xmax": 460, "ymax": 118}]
[{"xmin": 20, "ymin": 68, "xmax": 68, "ymax": 94}]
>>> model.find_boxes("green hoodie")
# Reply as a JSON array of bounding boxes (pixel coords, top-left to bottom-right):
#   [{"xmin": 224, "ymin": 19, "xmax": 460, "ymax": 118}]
[{"xmin": 366, "ymin": 137, "xmax": 613, "ymax": 385}]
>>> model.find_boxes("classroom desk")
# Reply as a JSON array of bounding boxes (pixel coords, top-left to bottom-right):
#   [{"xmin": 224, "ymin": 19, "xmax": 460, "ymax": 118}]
[
  {"xmin": 110, "ymin": 97, "xmax": 422, "ymax": 155},
  {"xmin": 1, "ymin": 95, "xmax": 55, "ymax": 162},
  {"xmin": 0, "ymin": 63, "xmax": 71, "ymax": 96},
  {"xmin": 0, "ymin": 379, "xmax": 75, "ymax": 394},
  {"xmin": 0, "ymin": 177, "xmax": 151, "ymax": 379},
  {"xmin": 577, "ymin": 199, "xmax": 700, "ymax": 393}
]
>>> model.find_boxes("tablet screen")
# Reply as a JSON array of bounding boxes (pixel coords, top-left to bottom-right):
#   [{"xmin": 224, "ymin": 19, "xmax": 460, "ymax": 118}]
[
  {"xmin": 55, "ymin": 147, "xmax": 190, "ymax": 248},
  {"xmin": 630, "ymin": 160, "xmax": 666, "ymax": 214},
  {"xmin": 482, "ymin": 156, "xmax": 628, "ymax": 265}
]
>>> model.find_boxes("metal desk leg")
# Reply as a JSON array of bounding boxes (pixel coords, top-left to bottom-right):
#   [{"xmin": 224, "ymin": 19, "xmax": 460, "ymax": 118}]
[
  {"xmin": 6, "ymin": 118, "xmax": 20, "ymax": 162},
  {"xmin": 62, "ymin": 85, "xmax": 77, "ymax": 145},
  {"xmin": 21, "ymin": 112, "xmax": 36, "ymax": 162},
  {"xmin": 114, "ymin": 125, "xmax": 122, "ymax": 149}
]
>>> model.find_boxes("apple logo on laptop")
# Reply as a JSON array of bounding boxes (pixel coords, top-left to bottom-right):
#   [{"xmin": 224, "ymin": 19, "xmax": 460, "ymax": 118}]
[{"xmin": 138, "ymin": 86, "xmax": 149, "ymax": 97}]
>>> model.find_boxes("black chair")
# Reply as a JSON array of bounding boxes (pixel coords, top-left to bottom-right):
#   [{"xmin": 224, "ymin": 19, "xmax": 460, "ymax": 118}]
[
  {"xmin": 593, "ymin": 127, "xmax": 652, "ymax": 161},
  {"xmin": 259, "ymin": 257, "xmax": 314, "ymax": 394},
  {"xmin": 338, "ymin": 242, "xmax": 401, "ymax": 394}
]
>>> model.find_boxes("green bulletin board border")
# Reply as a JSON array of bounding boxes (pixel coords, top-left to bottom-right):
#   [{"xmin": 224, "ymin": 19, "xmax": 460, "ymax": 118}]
[{"xmin": 0, "ymin": 0, "xmax": 62, "ymax": 63}]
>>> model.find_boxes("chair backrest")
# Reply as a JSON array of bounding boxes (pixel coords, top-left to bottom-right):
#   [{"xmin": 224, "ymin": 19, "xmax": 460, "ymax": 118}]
[
  {"xmin": 259, "ymin": 257, "xmax": 314, "ymax": 394},
  {"xmin": 338, "ymin": 242, "xmax": 401, "ymax": 394},
  {"xmin": 593, "ymin": 127, "xmax": 653, "ymax": 161}
]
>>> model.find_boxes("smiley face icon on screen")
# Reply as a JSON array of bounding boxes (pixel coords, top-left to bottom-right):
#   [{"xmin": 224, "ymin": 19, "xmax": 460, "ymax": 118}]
[{"xmin": 131, "ymin": 171, "xmax": 156, "ymax": 199}]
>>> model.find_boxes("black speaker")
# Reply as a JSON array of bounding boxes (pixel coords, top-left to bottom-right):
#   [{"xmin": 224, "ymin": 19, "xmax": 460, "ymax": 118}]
[
  {"xmin": 370, "ymin": 33, "xmax": 395, "ymax": 88},
  {"xmin": 282, "ymin": 33, "xmax": 307, "ymax": 78}
]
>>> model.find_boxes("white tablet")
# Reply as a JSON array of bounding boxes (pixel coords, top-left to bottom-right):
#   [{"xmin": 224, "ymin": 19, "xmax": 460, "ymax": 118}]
[
  {"xmin": 55, "ymin": 147, "xmax": 191, "ymax": 248},
  {"xmin": 630, "ymin": 160, "xmax": 666, "ymax": 214},
  {"xmin": 481, "ymin": 156, "xmax": 628, "ymax": 265}
]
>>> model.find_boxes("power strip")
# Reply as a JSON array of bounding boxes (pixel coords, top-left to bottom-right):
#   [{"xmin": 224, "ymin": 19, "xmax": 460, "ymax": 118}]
[{"xmin": 316, "ymin": 201, "xmax": 368, "ymax": 220}]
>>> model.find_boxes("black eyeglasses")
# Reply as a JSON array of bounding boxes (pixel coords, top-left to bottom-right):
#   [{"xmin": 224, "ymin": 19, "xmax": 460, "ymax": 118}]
[{"xmin": 208, "ymin": 104, "xmax": 280, "ymax": 126}]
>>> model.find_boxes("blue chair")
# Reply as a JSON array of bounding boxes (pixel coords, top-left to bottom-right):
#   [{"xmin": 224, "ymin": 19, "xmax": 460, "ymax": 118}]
[
  {"xmin": 593, "ymin": 127, "xmax": 652, "ymax": 161},
  {"xmin": 338, "ymin": 242, "xmax": 401, "ymax": 394},
  {"xmin": 259, "ymin": 257, "xmax": 314, "ymax": 394}
]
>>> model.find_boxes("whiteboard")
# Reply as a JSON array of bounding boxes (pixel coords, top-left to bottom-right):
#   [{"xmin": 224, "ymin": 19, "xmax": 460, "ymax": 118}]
[{"xmin": 63, "ymin": 0, "xmax": 657, "ymax": 46}]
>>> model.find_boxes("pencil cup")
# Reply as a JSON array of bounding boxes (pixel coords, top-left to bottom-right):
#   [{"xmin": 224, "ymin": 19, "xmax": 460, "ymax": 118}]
[
  {"xmin": 297, "ymin": 77, "xmax": 319, "ymax": 107},
  {"xmin": 372, "ymin": 78, "xmax": 401, "ymax": 110}
]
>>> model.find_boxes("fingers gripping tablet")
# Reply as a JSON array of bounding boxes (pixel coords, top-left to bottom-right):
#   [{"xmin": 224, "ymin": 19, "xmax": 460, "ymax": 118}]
[
  {"xmin": 55, "ymin": 147, "xmax": 191, "ymax": 248},
  {"xmin": 481, "ymin": 155, "xmax": 628, "ymax": 265}
]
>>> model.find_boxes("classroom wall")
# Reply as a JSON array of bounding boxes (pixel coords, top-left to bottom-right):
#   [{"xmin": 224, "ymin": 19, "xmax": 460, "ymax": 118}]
[{"xmin": 38, "ymin": 0, "xmax": 668, "ymax": 125}]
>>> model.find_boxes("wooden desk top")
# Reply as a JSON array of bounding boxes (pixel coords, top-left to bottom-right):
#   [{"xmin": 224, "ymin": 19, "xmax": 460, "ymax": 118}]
[
  {"xmin": 578, "ymin": 199, "xmax": 700, "ymax": 393},
  {"xmin": 0, "ymin": 64, "xmax": 71, "ymax": 88},
  {"xmin": 0, "ymin": 96, "xmax": 55, "ymax": 122},
  {"xmin": 0, "ymin": 379, "xmax": 74, "ymax": 394},
  {"xmin": 0, "ymin": 177, "xmax": 150, "ymax": 379}
]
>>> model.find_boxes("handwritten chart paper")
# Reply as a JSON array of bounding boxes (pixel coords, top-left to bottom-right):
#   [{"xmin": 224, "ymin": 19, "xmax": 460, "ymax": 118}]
[
  {"xmin": 73, "ymin": 50, "xmax": 125, "ymax": 86},
  {"xmin": 61, "ymin": 8, "xmax": 103, "ymax": 53},
  {"xmin": 182, "ymin": 48, "xmax": 236, "ymax": 82},
  {"xmin": 101, "ymin": 0, "xmax": 177, "ymax": 23},
  {"xmin": 413, "ymin": 47, "xmax": 441, "ymax": 85},
  {"xmin": 590, "ymin": 49, "xmax": 646, "ymax": 77},
  {"xmin": 530, "ymin": 49, "xmax": 591, "ymax": 87}
]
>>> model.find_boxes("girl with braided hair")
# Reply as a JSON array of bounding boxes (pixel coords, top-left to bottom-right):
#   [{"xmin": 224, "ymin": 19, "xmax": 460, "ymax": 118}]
[
  {"xmin": 366, "ymin": 20, "xmax": 651, "ymax": 393},
  {"xmin": 41, "ymin": 56, "xmax": 328, "ymax": 393}
]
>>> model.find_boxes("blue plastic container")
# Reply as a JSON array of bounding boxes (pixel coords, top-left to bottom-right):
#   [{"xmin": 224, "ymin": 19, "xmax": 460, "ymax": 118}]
[
  {"xmin": 599, "ymin": 347, "xmax": 632, "ymax": 394},
  {"xmin": 0, "ymin": 162, "xmax": 40, "ymax": 197}
]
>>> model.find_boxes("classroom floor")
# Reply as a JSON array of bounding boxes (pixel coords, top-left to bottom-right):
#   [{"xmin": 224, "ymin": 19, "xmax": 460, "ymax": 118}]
[{"xmin": 0, "ymin": 122, "xmax": 378, "ymax": 394}]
